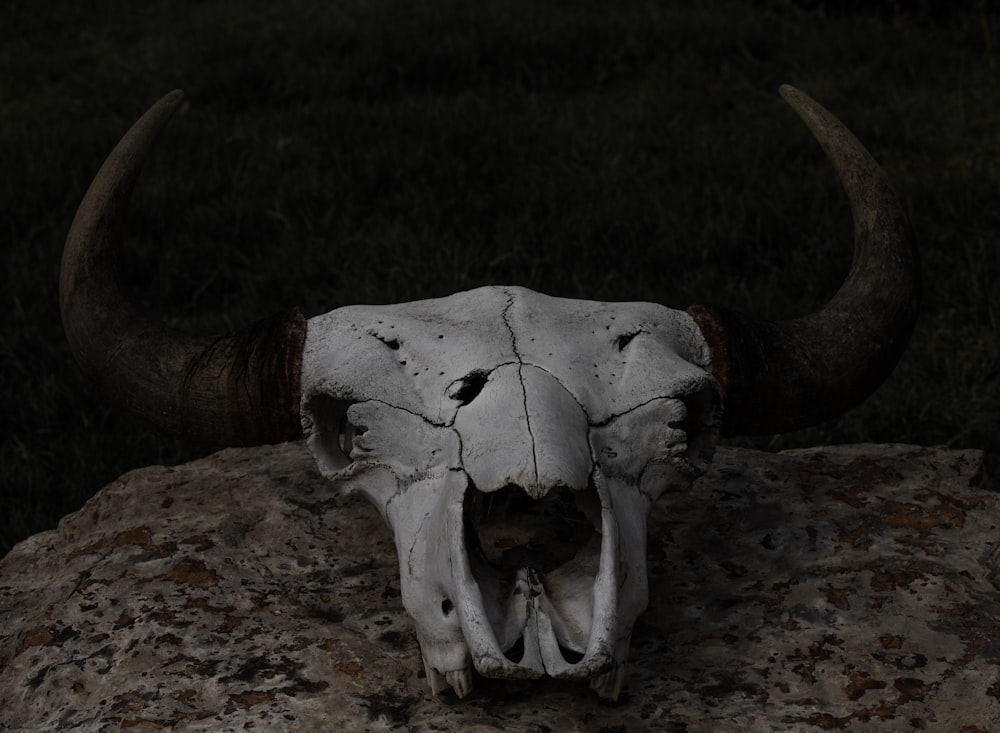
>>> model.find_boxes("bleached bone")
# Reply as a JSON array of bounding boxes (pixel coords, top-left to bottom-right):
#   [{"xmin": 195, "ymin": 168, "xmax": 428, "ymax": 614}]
[
  {"xmin": 300, "ymin": 288, "xmax": 718, "ymax": 697},
  {"xmin": 59, "ymin": 86, "xmax": 918, "ymax": 700}
]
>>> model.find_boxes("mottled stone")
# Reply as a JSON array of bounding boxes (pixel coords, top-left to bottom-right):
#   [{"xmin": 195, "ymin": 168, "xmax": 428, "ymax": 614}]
[{"xmin": 1, "ymin": 443, "xmax": 997, "ymax": 732}]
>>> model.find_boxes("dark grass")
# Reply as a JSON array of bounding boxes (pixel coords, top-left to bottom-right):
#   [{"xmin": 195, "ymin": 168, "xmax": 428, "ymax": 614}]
[{"xmin": 2, "ymin": 0, "xmax": 998, "ymax": 555}]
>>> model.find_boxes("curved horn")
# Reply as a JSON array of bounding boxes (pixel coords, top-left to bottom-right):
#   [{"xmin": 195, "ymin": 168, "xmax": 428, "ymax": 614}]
[
  {"xmin": 688, "ymin": 85, "xmax": 919, "ymax": 436},
  {"xmin": 61, "ymin": 90, "xmax": 306, "ymax": 446}
]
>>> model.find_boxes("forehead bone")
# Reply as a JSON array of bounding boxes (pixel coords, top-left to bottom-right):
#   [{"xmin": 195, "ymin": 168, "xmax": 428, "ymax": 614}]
[{"xmin": 301, "ymin": 285, "xmax": 712, "ymax": 426}]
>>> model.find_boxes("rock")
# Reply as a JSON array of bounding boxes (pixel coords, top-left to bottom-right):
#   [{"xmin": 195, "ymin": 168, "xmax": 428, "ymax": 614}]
[{"xmin": 1, "ymin": 442, "xmax": 997, "ymax": 732}]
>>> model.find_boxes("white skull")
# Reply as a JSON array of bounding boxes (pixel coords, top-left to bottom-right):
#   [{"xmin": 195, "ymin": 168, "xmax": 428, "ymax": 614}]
[
  {"xmin": 61, "ymin": 86, "xmax": 918, "ymax": 702},
  {"xmin": 300, "ymin": 286, "xmax": 719, "ymax": 698}
]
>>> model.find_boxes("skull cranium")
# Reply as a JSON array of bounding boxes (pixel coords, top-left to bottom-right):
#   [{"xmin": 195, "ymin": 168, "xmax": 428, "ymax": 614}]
[
  {"xmin": 60, "ymin": 86, "xmax": 918, "ymax": 700},
  {"xmin": 301, "ymin": 287, "xmax": 719, "ymax": 697}
]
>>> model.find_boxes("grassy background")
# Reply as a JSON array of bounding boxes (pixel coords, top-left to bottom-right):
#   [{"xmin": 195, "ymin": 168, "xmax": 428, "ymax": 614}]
[{"xmin": 2, "ymin": 0, "xmax": 998, "ymax": 556}]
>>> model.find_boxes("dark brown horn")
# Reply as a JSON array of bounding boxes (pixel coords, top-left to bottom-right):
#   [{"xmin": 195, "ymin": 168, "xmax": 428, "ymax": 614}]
[
  {"xmin": 61, "ymin": 90, "xmax": 305, "ymax": 446},
  {"xmin": 688, "ymin": 85, "xmax": 919, "ymax": 436}
]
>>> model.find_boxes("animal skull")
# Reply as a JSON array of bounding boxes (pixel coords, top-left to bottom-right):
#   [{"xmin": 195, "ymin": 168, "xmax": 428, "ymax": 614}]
[
  {"xmin": 60, "ymin": 86, "xmax": 918, "ymax": 700},
  {"xmin": 301, "ymin": 287, "xmax": 719, "ymax": 697}
]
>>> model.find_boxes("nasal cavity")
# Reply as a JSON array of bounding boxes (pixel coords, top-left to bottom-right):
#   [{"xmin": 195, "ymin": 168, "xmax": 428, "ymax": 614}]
[
  {"xmin": 447, "ymin": 370, "xmax": 490, "ymax": 406},
  {"xmin": 464, "ymin": 483, "xmax": 599, "ymax": 575}
]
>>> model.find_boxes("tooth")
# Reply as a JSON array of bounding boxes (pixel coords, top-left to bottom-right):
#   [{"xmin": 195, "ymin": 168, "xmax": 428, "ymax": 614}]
[
  {"xmin": 446, "ymin": 668, "xmax": 473, "ymax": 699},
  {"xmin": 590, "ymin": 662, "xmax": 626, "ymax": 701},
  {"xmin": 423, "ymin": 657, "xmax": 449, "ymax": 696}
]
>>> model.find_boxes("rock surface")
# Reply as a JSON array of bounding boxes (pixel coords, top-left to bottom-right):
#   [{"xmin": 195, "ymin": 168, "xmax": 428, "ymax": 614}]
[{"xmin": 1, "ymin": 442, "xmax": 997, "ymax": 732}]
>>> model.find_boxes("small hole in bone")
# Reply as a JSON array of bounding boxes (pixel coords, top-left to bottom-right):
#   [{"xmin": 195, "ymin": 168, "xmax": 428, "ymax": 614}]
[
  {"xmin": 559, "ymin": 644, "xmax": 584, "ymax": 664},
  {"xmin": 615, "ymin": 330, "xmax": 643, "ymax": 351},
  {"xmin": 376, "ymin": 335, "xmax": 400, "ymax": 350},
  {"xmin": 504, "ymin": 637, "xmax": 525, "ymax": 664},
  {"xmin": 448, "ymin": 371, "xmax": 490, "ymax": 406},
  {"xmin": 441, "ymin": 599, "xmax": 454, "ymax": 617}
]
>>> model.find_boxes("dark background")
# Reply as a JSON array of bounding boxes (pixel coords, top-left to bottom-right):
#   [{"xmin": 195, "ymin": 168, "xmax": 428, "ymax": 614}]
[{"xmin": 2, "ymin": 0, "xmax": 998, "ymax": 555}]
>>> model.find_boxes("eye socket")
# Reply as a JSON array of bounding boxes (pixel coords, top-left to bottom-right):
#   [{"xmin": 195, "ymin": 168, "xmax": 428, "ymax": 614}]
[
  {"xmin": 341, "ymin": 420, "xmax": 366, "ymax": 456},
  {"xmin": 669, "ymin": 386, "xmax": 720, "ymax": 475},
  {"xmin": 303, "ymin": 394, "xmax": 356, "ymax": 475},
  {"xmin": 447, "ymin": 371, "xmax": 490, "ymax": 406}
]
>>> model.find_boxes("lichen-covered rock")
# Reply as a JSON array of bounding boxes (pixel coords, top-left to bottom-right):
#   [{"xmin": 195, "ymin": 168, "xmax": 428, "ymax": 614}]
[{"xmin": 1, "ymin": 443, "xmax": 997, "ymax": 732}]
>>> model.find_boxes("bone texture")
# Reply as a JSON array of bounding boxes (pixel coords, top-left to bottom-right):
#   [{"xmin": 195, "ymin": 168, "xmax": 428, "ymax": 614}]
[{"xmin": 1, "ymin": 442, "xmax": 995, "ymax": 731}]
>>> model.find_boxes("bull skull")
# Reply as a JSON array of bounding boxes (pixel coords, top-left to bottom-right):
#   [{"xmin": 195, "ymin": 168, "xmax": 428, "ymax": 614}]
[
  {"xmin": 300, "ymin": 288, "xmax": 718, "ymax": 698},
  {"xmin": 60, "ymin": 86, "xmax": 918, "ymax": 700}
]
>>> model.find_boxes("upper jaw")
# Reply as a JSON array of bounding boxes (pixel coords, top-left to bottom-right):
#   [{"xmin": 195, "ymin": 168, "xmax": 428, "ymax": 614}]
[{"xmin": 423, "ymin": 469, "xmax": 641, "ymax": 700}]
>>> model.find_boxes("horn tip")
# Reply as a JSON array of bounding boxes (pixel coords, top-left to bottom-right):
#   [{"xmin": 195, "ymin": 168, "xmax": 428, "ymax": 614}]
[
  {"xmin": 778, "ymin": 84, "xmax": 806, "ymax": 103},
  {"xmin": 162, "ymin": 89, "xmax": 185, "ymax": 109}
]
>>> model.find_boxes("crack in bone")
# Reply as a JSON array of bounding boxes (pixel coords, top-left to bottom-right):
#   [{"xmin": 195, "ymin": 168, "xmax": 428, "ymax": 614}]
[
  {"xmin": 406, "ymin": 510, "xmax": 433, "ymax": 577},
  {"xmin": 591, "ymin": 393, "xmax": 682, "ymax": 428},
  {"xmin": 501, "ymin": 289, "xmax": 540, "ymax": 488}
]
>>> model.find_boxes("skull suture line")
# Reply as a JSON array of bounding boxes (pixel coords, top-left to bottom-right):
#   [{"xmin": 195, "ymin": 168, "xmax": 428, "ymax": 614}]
[{"xmin": 60, "ymin": 86, "xmax": 919, "ymax": 700}]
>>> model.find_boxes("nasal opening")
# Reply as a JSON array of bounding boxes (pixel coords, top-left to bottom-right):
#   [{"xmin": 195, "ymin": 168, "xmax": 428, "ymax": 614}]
[{"xmin": 463, "ymin": 483, "xmax": 599, "ymax": 575}]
